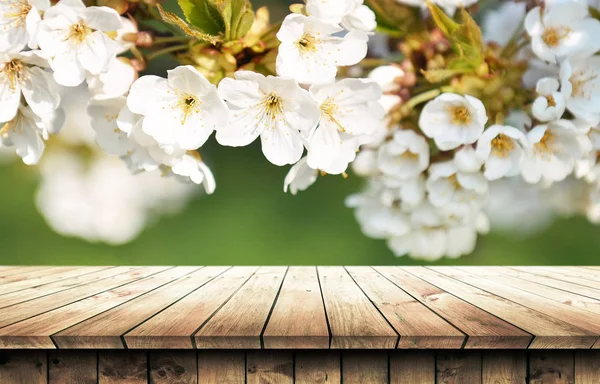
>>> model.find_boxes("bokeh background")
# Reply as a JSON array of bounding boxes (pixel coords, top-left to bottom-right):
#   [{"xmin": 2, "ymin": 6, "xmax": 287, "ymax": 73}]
[{"xmin": 1, "ymin": 0, "xmax": 598, "ymax": 266}]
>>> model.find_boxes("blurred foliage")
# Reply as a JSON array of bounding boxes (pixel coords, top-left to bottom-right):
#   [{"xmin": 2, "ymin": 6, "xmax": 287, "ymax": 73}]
[{"xmin": 0, "ymin": 0, "xmax": 599, "ymax": 266}]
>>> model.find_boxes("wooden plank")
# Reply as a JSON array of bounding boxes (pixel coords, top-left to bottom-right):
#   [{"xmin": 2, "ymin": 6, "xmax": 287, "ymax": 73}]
[
  {"xmin": 390, "ymin": 351, "xmax": 434, "ymax": 384},
  {"xmin": 0, "ymin": 267, "xmax": 198, "ymax": 348},
  {"xmin": 0, "ymin": 266, "xmax": 165, "ymax": 329},
  {"xmin": 376, "ymin": 267, "xmax": 531, "ymax": 349},
  {"xmin": 406, "ymin": 267, "xmax": 596, "ymax": 348},
  {"xmin": 434, "ymin": 267, "xmax": 600, "ymax": 337},
  {"xmin": 436, "ymin": 351, "xmax": 481, "ymax": 384},
  {"xmin": 529, "ymin": 351, "xmax": 574, "ymax": 384},
  {"xmin": 342, "ymin": 351, "xmax": 388, "ymax": 383},
  {"xmin": 318, "ymin": 267, "xmax": 397, "ymax": 349},
  {"xmin": 150, "ymin": 351, "xmax": 197, "ymax": 384},
  {"xmin": 482, "ymin": 351, "xmax": 526, "ymax": 384},
  {"xmin": 575, "ymin": 350, "xmax": 600, "ymax": 383},
  {"xmin": 194, "ymin": 267, "xmax": 287, "ymax": 349},
  {"xmin": 538, "ymin": 266, "xmax": 600, "ymax": 281},
  {"xmin": 197, "ymin": 351, "xmax": 244, "ymax": 384},
  {"xmin": 0, "ymin": 267, "xmax": 135, "ymax": 309},
  {"xmin": 49, "ymin": 351, "xmax": 97, "ymax": 384},
  {"xmin": 125, "ymin": 267, "xmax": 257, "ymax": 349},
  {"xmin": 455, "ymin": 267, "xmax": 600, "ymax": 314},
  {"xmin": 0, "ymin": 267, "xmax": 74, "ymax": 285},
  {"xmin": 0, "ymin": 267, "xmax": 111, "ymax": 295},
  {"xmin": 99, "ymin": 351, "xmax": 147, "ymax": 384},
  {"xmin": 0, "ymin": 351, "xmax": 46, "ymax": 384},
  {"xmin": 263, "ymin": 266, "xmax": 329, "ymax": 349},
  {"xmin": 0, "ymin": 267, "xmax": 50, "ymax": 278},
  {"xmin": 348, "ymin": 267, "xmax": 465, "ymax": 349},
  {"xmin": 53, "ymin": 266, "xmax": 229, "ymax": 348},
  {"xmin": 512, "ymin": 267, "xmax": 600, "ymax": 291},
  {"xmin": 489, "ymin": 267, "xmax": 600, "ymax": 301},
  {"xmin": 247, "ymin": 351, "xmax": 293, "ymax": 384},
  {"xmin": 295, "ymin": 351, "xmax": 341, "ymax": 384}
]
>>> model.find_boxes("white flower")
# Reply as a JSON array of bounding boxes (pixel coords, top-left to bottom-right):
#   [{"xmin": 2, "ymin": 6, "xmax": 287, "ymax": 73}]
[
  {"xmin": 37, "ymin": 0, "xmax": 123, "ymax": 86},
  {"xmin": 0, "ymin": 104, "xmax": 63, "ymax": 164},
  {"xmin": 525, "ymin": 1, "xmax": 600, "ymax": 63},
  {"xmin": 0, "ymin": 50, "xmax": 60, "ymax": 122},
  {"xmin": 306, "ymin": 0, "xmax": 375, "ymax": 31},
  {"xmin": 521, "ymin": 119, "xmax": 592, "ymax": 184},
  {"xmin": 476, "ymin": 125, "xmax": 526, "ymax": 180},
  {"xmin": 352, "ymin": 148, "xmax": 378, "ymax": 176},
  {"xmin": 388, "ymin": 224, "xmax": 479, "ymax": 260},
  {"xmin": 377, "ymin": 129, "xmax": 429, "ymax": 180},
  {"xmin": 0, "ymin": 0, "xmax": 48, "ymax": 52},
  {"xmin": 276, "ymin": 14, "xmax": 368, "ymax": 84},
  {"xmin": 127, "ymin": 65, "xmax": 229, "ymax": 151},
  {"xmin": 380, "ymin": 175, "xmax": 426, "ymax": 208},
  {"xmin": 115, "ymin": 16, "xmax": 137, "ymax": 54},
  {"xmin": 306, "ymin": 78, "xmax": 383, "ymax": 171},
  {"xmin": 340, "ymin": 2, "xmax": 376, "ymax": 32},
  {"xmin": 368, "ymin": 65, "xmax": 404, "ymax": 113},
  {"xmin": 454, "ymin": 146, "xmax": 482, "ymax": 173},
  {"xmin": 87, "ymin": 96, "xmax": 134, "ymax": 157},
  {"xmin": 483, "ymin": 2, "xmax": 526, "ymax": 46},
  {"xmin": 217, "ymin": 71, "xmax": 320, "ymax": 166},
  {"xmin": 532, "ymin": 77, "xmax": 566, "ymax": 122},
  {"xmin": 560, "ymin": 57, "xmax": 600, "ymax": 124},
  {"xmin": 419, "ymin": 93, "xmax": 487, "ymax": 151},
  {"xmin": 87, "ymin": 58, "xmax": 137, "ymax": 99},
  {"xmin": 284, "ymin": 157, "xmax": 318, "ymax": 194},
  {"xmin": 168, "ymin": 151, "xmax": 216, "ymax": 193},
  {"xmin": 426, "ymin": 161, "xmax": 488, "ymax": 208}
]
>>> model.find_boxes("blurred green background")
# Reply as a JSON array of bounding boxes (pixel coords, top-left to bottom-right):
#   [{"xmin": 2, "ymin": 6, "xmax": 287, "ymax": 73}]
[{"xmin": 1, "ymin": 0, "xmax": 598, "ymax": 266}]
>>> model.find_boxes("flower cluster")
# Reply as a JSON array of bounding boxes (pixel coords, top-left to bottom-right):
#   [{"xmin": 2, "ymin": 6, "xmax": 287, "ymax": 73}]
[{"xmin": 3, "ymin": 0, "xmax": 600, "ymax": 257}]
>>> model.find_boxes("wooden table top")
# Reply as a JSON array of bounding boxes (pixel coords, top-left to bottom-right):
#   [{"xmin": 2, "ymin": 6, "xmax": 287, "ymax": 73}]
[{"xmin": 0, "ymin": 266, "xmax": 599, "ymax": 350}]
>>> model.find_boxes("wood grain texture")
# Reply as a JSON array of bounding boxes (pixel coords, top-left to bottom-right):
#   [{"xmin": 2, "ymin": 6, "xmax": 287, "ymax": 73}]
[
  {"xmin": 0, "ymin": 266, "xmax": 164, "ymax": 329},
  {"xmin": 390, "ymin": 351, "xmax": 434, "ymax": 384},
  {"xmin": 125, "ymin": 267, "xmax": 257, "ymax": 349},
  {"xmin": 0, "ymin": 267, "xmax": 138, "ymax": 309},
  {"xmin": 295, "ymin": 351, "xmax": 340, "ymax": 384},
  {"xmin": 319, "ymin": 267, "xmax": 397, "ymax": 349},
  {"xmin": 263, "ymin": 267, "xmax": 329, "ymax": 349},
  {"xmin": 342, "ymin": 351, "xmax": 388, "ymax": 384},
  {"xmin": 482, "ymin": 351, "xmax": 526, "ymax": 384},
  {"xmin": 247, "ymin": 351, "xmax": 293, "ymax": 384},
  {"xmin": 197, "ymin": 351, "xmax": 244, "ymax": 384},
  {"xmin": 377, "ymin": 267, "xmax": 531, "ymax": 349},
  {"xmin": 512, "ymin": 267, "xmax": 600, "ymax": 291},
  {"xmin": 48, "ymin": 351, "xmax": 97, "ymax": 384},
  {"xmin": 436, "ymin": 351, "xmax": 481, "ymax": 384},
  {"xmin": 0, "ymin": 351, "xmax": 46, "ymax": 384},
  {"xmin": 53, "ymin": 266, "xmax": 228, "ymax": 348},
  {"xmin": 0, "ymin": 267, "xmax": 109, "ymax": 296},
  {"xmin": 99, "ymin": 351, "xmax": 147, "ymax": 384},
  {"xmin": 149, "ymin": 351, "xmax": 197, "ymax": 384},
  {"xmin": 529, "ymin": 351, "xmax": 574, "ymax": 384},
  {"xmin": 195, "ymin": 267, "xmax": 287, "ymax": 349},
  {"xmin": 0, "ymin": 267, "xmax": 77, "ymax": 288},
  {"xmin": 0, "ymin": 267, "xmax": 196, "ymax": 348},
  {"xmin": 347, "ymin": 267, "xmax": 464, "ymax": 349},
  {"xmin": 575, "ymin": 350, "xmax": 600, "ymax": 383},
  {"xmin": 409, "ymin": 267, "xmax": 596, "ymax": 348}
]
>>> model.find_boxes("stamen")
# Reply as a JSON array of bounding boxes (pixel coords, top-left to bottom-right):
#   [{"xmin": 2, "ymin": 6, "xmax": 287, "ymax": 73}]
[
  {"xmin": 542, "ymin": 27, "xmax": 571, "ymax": 48},
  {"xmin": 295, "ymin": 33, "xmax": 318, "ymax": 56},
  {"xmin": 177, "ymin": 94, "xmax": 201, "ymax": 124},
  {"xmin": 491, "ymin": 134, "xmax": 515, "ymax": 158},
  {"xmin": 263, "ymin": 93, "xmax": 283, "ymax": 120},
  {"xmin": 1, "ymin": 59, "xmax": 24, "ymax": 91},
  {"xmin": 67, "ymin": 21, "xmax": 92, "ymax": 44},
  {"xmin": 446, "ymin": 105, "xmax": 471, "ymax": 126}
]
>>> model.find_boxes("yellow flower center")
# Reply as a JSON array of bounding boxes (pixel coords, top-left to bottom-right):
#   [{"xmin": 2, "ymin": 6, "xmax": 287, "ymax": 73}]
[
  {"xmin": 570, "ymin": 69, "xmax": 598, "ymax": 98},
  {"xmin": 1, "ymin": 59, "xmax": 24, "ymax": 91},
  {"xmin": 546, "ymin": 94, "xmax": 556, "ymax": 107},
  {"xmin": 534, "ymin": 130, "xmax": 555, "ymax": 157},
  {"xmin": 542, "ymin": 27, "xmax": 571, "ymax": 48},
  {"xmin": 3, "ymin": 0, "xmax": 31, "ymax": 28},
  {"xmin": 177, "ymin": 94, "xmax": 201, "ymax": 124},
  {"xmin": 399, "ymin": 151, "xmax": 419, "ymax": 161},
  {"xmin": 448, "ymin": 173, "xmax": 461, "ymax": 190},
  {"xmin": 263, "ymin": 93, "xmax": 283, "ymax": 120},
  {"xmin": 491, "ymin": 134, "xmax": 515, "ymax": 158},
  {"xmin": 67, "ymin": 21, "xmax": 92, "ymax": 44},
  {"xmin": 295, "ymin": 33, "xmax": 318, "ymax": 56},
  {"xmin": 448, "ymin": 105, "xmax": 471, "ymax": 126},
  {"xmin": 320, "ymin": 97, "xmax": 346, "ymax": 132}
]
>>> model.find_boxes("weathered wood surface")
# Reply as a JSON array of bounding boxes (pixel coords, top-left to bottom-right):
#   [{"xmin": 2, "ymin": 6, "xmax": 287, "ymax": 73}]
[
  {"xmin": 1, "ymin": 266, "xmax": 600, "ymax": 349},
  {"xmin": 1, "ymin": 350, "xmax": 594, "ymax": 383}
]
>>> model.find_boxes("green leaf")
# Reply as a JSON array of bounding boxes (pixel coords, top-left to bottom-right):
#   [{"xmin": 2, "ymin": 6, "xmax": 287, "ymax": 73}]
[
  {"xmin": 220, "ymin": 0, "xmax": 255, "ymax": 41},
  {"xmin": 426, "ymin": 2, "xmax": 484, "ymax": 72},
  {"xmin": 178, "ymin": 0, "xmax": 225, "ymax": 36},
  {"xmin": 156, "ymin": 4, "xmax": 222, "ymax": 44},
  {"xmin": 365, "ymin": 0, "xmax": 420, "ymax": 37}
]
